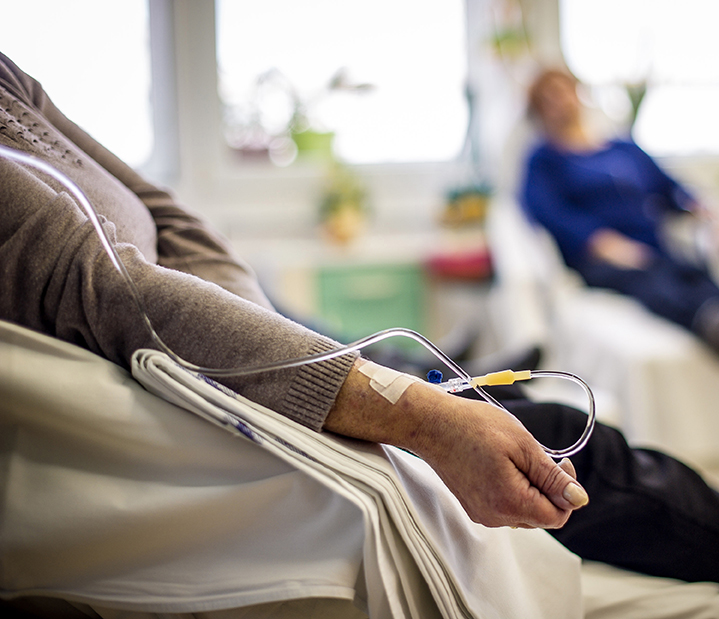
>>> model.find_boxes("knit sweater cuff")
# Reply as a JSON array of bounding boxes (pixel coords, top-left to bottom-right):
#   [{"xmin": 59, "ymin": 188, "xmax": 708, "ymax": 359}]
[{"xmin": 279, "ymin": 339, "xmax": 358, "ymax": 432}]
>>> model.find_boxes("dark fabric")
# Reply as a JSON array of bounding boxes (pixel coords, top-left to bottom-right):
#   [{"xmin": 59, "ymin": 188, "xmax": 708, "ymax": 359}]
[
  {"xmin": 577, "ymin": 254, "xmax": 719, "ymax": 332},
  {"xmin": 462, "ymin": 385, "xmax": 719, "ymax": 583}
]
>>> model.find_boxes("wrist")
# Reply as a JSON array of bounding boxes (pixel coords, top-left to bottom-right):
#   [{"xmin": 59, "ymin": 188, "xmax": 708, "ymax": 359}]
[{"xmin": 324, "ymin": 359, "xmax": 451, "ymax": 454}]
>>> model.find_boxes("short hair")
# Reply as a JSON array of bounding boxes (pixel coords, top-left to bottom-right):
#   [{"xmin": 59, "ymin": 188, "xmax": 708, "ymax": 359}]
[{"xmin": 526, "ymin": 68, "xmax": 578, "ymax": 118}]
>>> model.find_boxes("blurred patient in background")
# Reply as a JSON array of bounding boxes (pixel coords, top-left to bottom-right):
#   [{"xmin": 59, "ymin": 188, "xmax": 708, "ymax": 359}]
[{"xmin": 521, "ymin": 68, "xmax": 719, "ymax": 353}]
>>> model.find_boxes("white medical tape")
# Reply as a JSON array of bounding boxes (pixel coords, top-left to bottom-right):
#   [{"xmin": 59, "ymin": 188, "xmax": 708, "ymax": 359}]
[{"xmin": 357, "ymin": 361, "xmax": 421, "ymax": 404}]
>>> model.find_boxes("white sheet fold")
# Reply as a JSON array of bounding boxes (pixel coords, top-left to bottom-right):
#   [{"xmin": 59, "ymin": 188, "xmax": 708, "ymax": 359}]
[{"xmin": 131, "ymin": 348, "xmax": 582, "ymax": 619}]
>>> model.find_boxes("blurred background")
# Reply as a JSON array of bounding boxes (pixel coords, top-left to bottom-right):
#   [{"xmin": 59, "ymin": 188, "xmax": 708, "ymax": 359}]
[{"xmin": 5, "ymin": 0, "xmax": 719, "ymax": 480}]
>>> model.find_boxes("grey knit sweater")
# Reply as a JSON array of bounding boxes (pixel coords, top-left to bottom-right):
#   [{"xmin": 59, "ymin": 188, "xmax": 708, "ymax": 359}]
[{"xmin": 0, "ymin": 52, "xmax": 354, "ymax": 430}]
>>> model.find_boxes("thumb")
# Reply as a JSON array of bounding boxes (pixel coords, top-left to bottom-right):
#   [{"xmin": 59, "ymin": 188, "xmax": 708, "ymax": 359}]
[
  {"xmin": 559, "ymin": 457, "xmax": 589, "ymax": 508},
  {"xmin": 542, "ymin": 457, "xmax": 589, "ymax": 511}
]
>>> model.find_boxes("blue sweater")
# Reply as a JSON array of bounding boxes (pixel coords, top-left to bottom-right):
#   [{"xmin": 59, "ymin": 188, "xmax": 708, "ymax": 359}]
[{"xmin": 521, "ymin": 139, "xmax": 693, "ymax": 269}]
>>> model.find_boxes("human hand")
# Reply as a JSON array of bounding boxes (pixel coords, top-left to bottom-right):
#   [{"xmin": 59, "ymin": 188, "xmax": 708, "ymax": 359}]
[
  {"xmin": 407, "ymin": 389, "xmax": 588, "ymax": 529},
  {"xmin": 589, "ymin": 228, "xmax": 653, "ymax": 270},
  {"xmin": 325, "ymin": 363, "xmax": 588, "ymax": 529}
]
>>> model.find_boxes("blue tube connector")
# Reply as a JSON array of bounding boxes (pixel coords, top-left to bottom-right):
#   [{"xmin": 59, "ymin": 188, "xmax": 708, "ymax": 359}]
[{"xmin": 427, "ymin": 369, "xmax": 444, "ymax": 384}]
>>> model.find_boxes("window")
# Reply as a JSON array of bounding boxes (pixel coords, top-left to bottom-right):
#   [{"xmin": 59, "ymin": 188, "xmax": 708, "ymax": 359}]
[
  {"xmin": 216, "ymin": 0, "xmax": 468, "ymax": 165},
  {"xmin": 1, "ymin": 0, "xmax": 152, "ymax": 168},
  {"xmin": 560, "ymin": 0, "xmax": 719, "ymax": 156}
]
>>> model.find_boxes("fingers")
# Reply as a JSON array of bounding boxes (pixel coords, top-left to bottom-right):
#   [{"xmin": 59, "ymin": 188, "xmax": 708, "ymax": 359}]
[
  {"xmin": 556, "ymin": 457, "xmax": 589, "ymax": 506},
  {"xmin": 558, "ymin": 457, "xmax": 576, "ymax": 478},
  {"xmin": 503, "ymin": 447, "xmax": 589, "ymax": 529},
  {"xmin": 535, "ymin": 456, "xmax": 589, "ymax": 513},
  {"xmin": 499, "ymin": 467, "xmax": 576, "ymax": 530},
  {"xmin": 405, "ymin": 390, "xmax": 589, "ymax": 530},
  {"xmin": 558, "ymin": 458, "xmax": 589, "ymax": 508},
  {"xmin": 462, "ymin": 446, "xmax": 586, "ymax": 530}
]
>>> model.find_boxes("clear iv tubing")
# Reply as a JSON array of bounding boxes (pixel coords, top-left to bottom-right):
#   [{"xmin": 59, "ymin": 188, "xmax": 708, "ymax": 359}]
[{"xmin": 0, "ymin": 144, "xmax": 595, "ymax": 458}]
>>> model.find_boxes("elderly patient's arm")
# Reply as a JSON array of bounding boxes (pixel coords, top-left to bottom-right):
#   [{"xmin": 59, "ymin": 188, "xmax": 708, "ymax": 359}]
[{"xmin": 324, "ymin": 359, "xmax": 589, "ymax": 530}]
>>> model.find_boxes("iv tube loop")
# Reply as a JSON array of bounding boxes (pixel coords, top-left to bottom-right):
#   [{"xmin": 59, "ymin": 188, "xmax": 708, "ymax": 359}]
[
  {"xmin": 526, "ymin": 370, "xmax": 595, "ymax": 458},
  {"xmin": 0, "ymin": 144, "xmax": 595, "ymax": 459}
]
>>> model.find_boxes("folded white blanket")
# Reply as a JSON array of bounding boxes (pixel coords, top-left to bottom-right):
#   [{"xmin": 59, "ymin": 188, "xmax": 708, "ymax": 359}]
[
  {"xmin": 131, "ymin": 348, "xmax": 583, "ymax": 619},
  {"xmin": 0, "ymin": 324, "xmax": 365, "ymax": 613}
]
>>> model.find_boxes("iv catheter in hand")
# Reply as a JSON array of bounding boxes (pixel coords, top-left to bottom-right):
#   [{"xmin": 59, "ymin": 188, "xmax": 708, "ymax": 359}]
[{"xmin": 0, "ymin": 144, "xmax": 595, "ymax": 459}]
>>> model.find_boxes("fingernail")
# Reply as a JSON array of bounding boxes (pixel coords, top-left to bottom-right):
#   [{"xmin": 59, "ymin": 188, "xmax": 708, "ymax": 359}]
[{"xmin": 563, "ymin": 482, "xmax": 589, "ymax": 507}]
